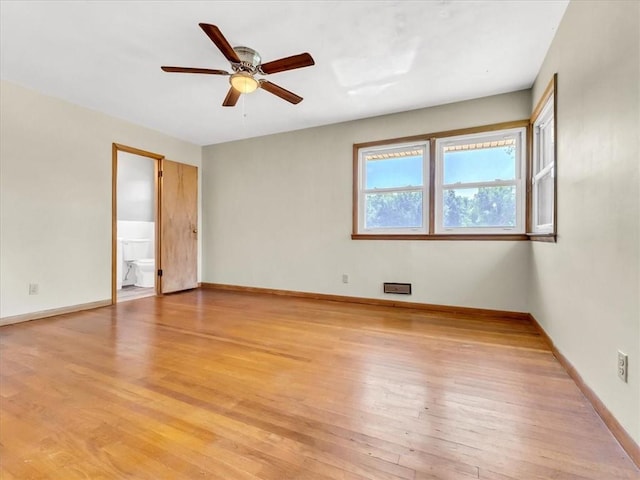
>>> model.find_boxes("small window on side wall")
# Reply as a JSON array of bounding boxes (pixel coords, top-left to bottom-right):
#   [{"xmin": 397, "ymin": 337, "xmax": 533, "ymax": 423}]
[{"xmin": 531, "ymin": 75, "xmax": 557, "ymax": 237}]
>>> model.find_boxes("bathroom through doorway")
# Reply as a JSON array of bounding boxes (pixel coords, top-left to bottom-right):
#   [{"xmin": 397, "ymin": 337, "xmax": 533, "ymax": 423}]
[
  {"xmin": 114, "ymin": 147, "xmax": 159, "ymax": 303},
  {"xmin": 112, "ymin": 143, "xmax": 199, "ymax": 304}
]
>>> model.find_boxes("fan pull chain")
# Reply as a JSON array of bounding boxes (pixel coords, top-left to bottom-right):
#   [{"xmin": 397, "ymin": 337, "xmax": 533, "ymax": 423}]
[{"xmin": 241, "ymin": 94, "xmax": 247, "ymax": 131}]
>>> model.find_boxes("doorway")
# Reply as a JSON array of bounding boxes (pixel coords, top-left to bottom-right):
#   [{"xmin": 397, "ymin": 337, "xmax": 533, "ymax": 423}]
[
  {"xmin": 112, "ymin": 145, "xmax": 161, "ymax": 303},
  {"xmin": 112, "ymin": 144, "xmax": 199, "ymax": 304}
]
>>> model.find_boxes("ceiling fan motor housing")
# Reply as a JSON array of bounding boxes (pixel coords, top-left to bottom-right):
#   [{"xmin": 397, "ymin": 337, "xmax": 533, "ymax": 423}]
[{"xmin": 232, "ymin": 46, "xmax": 261, "ymax": 74}]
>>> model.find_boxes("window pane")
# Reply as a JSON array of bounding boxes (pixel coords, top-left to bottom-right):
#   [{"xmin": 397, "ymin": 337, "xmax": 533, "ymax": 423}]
[
  {"xmin": 444, "ymin": 145, "xmax": 515, "ymax": 184},
  {"xmin": 365, "ymin": 191, "xmax": 423, "ymax": 229},
  {"xmin": 536, "ymin": 172, "xmax": 554, "ymax": 225},
  {"xmin": 541, "ymin": 122, "xmax": 554, "ymax": 169},
  {"xmin": 443, "ymin": 186, "xmax": 516, "ymax": 228},
  {"xmin": 365, "ymin": 154, "xmax": 423, "ymax": 189}
]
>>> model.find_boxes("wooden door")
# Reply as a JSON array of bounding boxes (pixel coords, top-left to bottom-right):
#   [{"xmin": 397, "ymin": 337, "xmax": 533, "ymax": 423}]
[{"xmin": 159, "ymin": 160, "xmax": 198, "ymax": 293}]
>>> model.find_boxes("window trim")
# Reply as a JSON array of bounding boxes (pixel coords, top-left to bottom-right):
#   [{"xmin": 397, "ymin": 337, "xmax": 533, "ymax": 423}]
[
  {"xmin": 352, "ymin": 120, "xmax": 530, "ymax": 240},
  {"xmin": 434, "ymin": 127, "xmax": 527, "ymax": 235},
  {"xmin": 528, "ymin": 74, "xmax": 558, "ymax": 241}
]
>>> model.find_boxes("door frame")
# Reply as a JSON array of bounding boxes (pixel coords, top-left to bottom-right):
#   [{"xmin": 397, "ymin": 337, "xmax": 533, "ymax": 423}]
[{"xmin": 111, "ymin": 143, "xmax": 164, "ymax": 305}]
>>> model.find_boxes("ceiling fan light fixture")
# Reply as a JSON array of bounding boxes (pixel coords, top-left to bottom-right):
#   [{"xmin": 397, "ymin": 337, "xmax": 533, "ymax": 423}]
[{"xmin": 230, "ymin": 72, "xmax": 259, "ymax": 94}]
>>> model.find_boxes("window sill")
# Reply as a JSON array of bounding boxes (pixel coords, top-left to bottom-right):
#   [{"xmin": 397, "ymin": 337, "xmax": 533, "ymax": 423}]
[
  {"xmin": 351, "ymin": 233, "xmax": 529, "ymax": 241},
  {"xmin": 528, "ymin": 233, "xmax": 557, "ymax": 243}
]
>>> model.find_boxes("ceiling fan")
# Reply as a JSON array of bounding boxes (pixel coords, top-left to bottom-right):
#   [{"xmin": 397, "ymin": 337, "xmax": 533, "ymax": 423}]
[{"xmin": 161, "ymin": 23, "xmax": 315, "ymax": 107}]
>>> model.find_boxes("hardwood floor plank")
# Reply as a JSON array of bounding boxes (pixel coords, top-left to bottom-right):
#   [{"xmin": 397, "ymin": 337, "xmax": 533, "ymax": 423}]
[{"xmin": 1, "ymin": 289, "xmax": 638, "ymax": 479}]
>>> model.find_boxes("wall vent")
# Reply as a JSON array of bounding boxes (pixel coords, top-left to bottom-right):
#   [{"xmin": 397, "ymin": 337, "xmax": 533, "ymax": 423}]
[{"xmin": 383, "ymin": 283, "xmax": 412, "ymax": 295}]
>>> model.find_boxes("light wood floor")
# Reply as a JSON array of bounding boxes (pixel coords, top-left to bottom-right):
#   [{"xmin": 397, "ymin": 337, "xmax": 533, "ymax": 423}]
[{"xmin": 1, "ymin": 290, "xmax": 638, "ymax": 479}]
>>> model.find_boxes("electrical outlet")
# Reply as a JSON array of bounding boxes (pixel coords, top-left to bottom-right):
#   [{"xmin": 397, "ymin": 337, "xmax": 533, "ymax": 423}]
[
  {"xmin": 342, "ymin": 274, "xmax": 349, "ymax": 284},
  {"xmin": 28, "ymin": 283, "xmax": 39, "ymax": 295},
  {"xmin": 618, "ymin": 351, "xmax": 628, "ymax": 383}
]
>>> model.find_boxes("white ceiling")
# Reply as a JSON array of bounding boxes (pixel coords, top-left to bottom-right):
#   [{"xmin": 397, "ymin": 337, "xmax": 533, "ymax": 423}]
[{"xmin": 0, "ymin": 0, "xmax": 568, "ymax": 146}]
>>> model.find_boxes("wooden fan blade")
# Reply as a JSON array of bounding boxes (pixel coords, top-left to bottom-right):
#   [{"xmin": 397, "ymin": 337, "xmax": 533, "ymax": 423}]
[
  {"xmin": 161, "ymin": 66, "xmax": 229, "ymax": 75},
  {"xmin": 260, "ymin": 53, "xmax": 315, "ymax": 75},
  {"xmin": 199, "ymin": 23, "xmax": 241, "ymax": 64},
  {"xmin": 259, "ymin": 80, "xmax": 303, "ymax": 104},
  {"xmin": 222, "ymin": 87, "xmax": 241, "ymax": 107}
]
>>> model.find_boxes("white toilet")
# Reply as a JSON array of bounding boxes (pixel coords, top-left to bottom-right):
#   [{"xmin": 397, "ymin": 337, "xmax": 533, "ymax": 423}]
[
  {"xmin": 121, "ymin": 239, "xmax": 155, "ymax": 288},
  {"xmin": 133, "ymin": 258, "xmax": 156, "ymax": 287}
]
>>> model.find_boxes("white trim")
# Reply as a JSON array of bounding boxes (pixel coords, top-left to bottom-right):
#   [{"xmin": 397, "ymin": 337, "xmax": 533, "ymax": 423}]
[
  {"xmin": 357, "ymin": 141, "xmax": 430, "ymax": 234},
  {"xmin": 532, "ymin": 93, "xmax": 555, "ymax": 234}
]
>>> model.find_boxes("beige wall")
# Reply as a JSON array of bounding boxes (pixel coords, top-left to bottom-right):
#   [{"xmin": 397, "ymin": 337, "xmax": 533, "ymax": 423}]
[
  {"xmin": 530, "ymin": 1, "xmax": 640, "ymax": 442},
  {"xmin": 202, "ymin": 90, "xmax": 532, "ymax": 313},
  {"xmin": 0, "ymin": 81, "xmax": 202, "ymax": 319}
]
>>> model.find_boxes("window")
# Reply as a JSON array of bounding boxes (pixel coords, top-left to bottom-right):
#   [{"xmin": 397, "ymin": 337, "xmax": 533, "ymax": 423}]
[
  {"xmin": 356, "ymin": 142, "xmax": 429, "ymax": 234},
  {"xmin": 435, "ymin": 128, "xmax": 526, "ymax": 234},
  {"xmin": 352, "ymin": 120, "xmax": 529, "ymax": 239},
  {"xmin": 531, "ymin": 76, "xmax": 557, "ymax": 236}
]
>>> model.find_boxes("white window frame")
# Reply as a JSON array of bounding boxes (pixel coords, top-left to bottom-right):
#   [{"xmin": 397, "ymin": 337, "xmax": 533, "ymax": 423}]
[
  {"xmin": 434, "ymin": 127, "xmax": 527, "ymax": 234},
  {"xmin": 357, "ymin": 141, "xmax": 430, "ymax": 234},
  {"xmin": 532, "ymin": 93, "xmax": 555, "ymax": 234}
]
